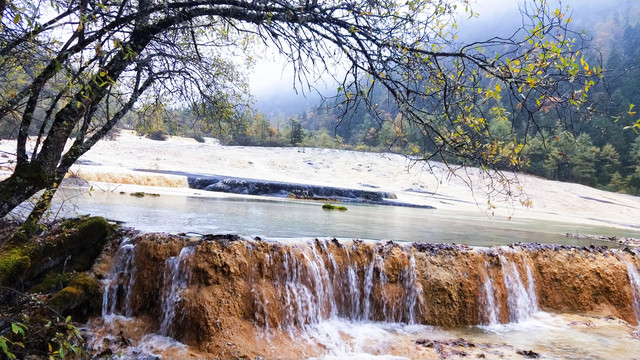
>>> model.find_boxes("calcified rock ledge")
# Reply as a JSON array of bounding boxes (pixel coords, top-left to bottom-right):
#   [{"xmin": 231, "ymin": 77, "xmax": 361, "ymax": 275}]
[
  {"xmin": 566, "ymin": 233, "xmax": 640, "ymax": 247},
  {"xmin": 138, "ymin": 169, "xmax": 436, "ymax": 208},
  {"xmin": 90, "ymin": 234, "xmax": 640, "ymax": 359}
]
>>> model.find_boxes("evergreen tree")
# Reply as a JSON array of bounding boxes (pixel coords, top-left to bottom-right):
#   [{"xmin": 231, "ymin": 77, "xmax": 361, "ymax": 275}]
[{"xmin": 289, "ymin": 119, "xmax": 304, "ymax": 146}]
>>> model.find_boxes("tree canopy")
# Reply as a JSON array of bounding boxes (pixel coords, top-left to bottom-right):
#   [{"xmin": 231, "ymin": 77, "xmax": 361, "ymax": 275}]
[{"xmin": 0, "ymin": 0, "xmax": 629, "ymax": 222}]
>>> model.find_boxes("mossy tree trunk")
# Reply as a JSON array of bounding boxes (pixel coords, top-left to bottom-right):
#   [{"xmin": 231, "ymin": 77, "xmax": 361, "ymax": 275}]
[
  {"xmin": 0, "ymin": 217, "xmax": 114, "ymax": 359},
  {"xmin": 0, "ymin": 217, "xmax": 113, "ymax": 287},
  {"xmin": 0, "ymin": 159, "xmax": 68, "ymax": 243},
  {"xmin": 20, "ymin": 174, "xmax": 66, "ymax": 239},
  {"xmin": 0, "ymin": 162, "xmax": 51, "ymax": 221}
]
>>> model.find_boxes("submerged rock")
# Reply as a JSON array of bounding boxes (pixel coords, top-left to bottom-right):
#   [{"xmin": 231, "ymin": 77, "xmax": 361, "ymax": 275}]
[
  {"xmin": 322, "ymin": 203, "xmax": 348, "ymax": 211},
  {"xmin": 516, "ymin": 349, "xmax": 541, "ymax": 358}
]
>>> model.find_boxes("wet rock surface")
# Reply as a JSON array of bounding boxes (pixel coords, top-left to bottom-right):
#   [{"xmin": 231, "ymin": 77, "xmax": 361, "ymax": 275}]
[
  {"xmin": 82, "ymin": 234, "xmax": 640, "ymax": 359},
  {"xmin": 565, "ymin": 233, "xmax": 640, "ymax": 247},
  {"xmin": 187, "ymin": 174, "xmax": 396, "ymax": 201},
  {"xmin": 136, "ymin": 169, "xmax": 437, "ymax": 208}
]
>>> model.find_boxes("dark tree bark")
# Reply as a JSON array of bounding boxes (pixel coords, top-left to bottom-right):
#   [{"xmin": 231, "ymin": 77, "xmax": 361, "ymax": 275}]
[
  {"xmin": 0, "ymin": 0, "xmax": 7, "ymax": 18},
  {"xmin": 0, "ymin": 162, "xmax": 50, "ymax": 220}
]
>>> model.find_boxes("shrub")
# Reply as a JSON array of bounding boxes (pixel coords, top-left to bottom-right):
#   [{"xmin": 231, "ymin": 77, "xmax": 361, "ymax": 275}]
[{"xmin": 146, "ymin": 130, "xmax": 168, "ymax": 141}]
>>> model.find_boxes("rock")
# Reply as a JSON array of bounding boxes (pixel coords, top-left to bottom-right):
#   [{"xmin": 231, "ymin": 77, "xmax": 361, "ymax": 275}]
[
  {"xmin": 47, "ymin": 272, "xmax": 101, "ymax": 320},
  {"xmin": 516, "ymin": 349, "xmax": 540, "ymax": 358},
  {"xmin": 0, "ymin": 217, "xmax": 114, "ymax": 287}
]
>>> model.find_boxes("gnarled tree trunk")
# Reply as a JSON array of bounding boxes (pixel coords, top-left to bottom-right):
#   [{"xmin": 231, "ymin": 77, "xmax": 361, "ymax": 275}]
[{"xmin": 0, "ymin": 162, "xmax": 51, "ymax": 219}]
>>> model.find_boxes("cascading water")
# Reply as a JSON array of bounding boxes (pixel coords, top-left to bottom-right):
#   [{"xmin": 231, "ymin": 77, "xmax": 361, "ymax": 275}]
[
  {"xmin": 479, "ymin": 261, "xmax": 500, "ymax": 325},
  {"xmin": 403, "ymin": 255, "xmax": 422, "ymax": 324},
  {"xmin": 625, "ymin": 260, "xmax": 640, "ymax": 323},
  {"xmin": 101, "ymin": 239, "xmax": 136, "ymax": 318},
  {"xmin": 525, "ymin": 261, "xmax": 538, "ymax": 308},
  {"xmin": 500, "ymin": 255, "xmax": 538, "ymax": 322},
  {"xmin": 250, "ymin": 241, "xmax": 422, "ymax": 332},
  {"xmin": 160, "ymin": 245, "xmax": 196, "ymax": 336},
  {"xmin": 346, "ymin": 265, "xmax": 361, "ymax": 320},
  {"xmin": 361, "ymin": 260, "xmax": 375, "ymax": 320},
  {"xmin": 89, "ymin": 235, "xmax": 640, "ymax": 360}
]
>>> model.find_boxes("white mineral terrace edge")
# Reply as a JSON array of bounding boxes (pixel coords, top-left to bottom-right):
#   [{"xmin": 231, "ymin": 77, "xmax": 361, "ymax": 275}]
[{"xmin": 1, "ymin": 129, "xmax": 639, "ymax": 231}]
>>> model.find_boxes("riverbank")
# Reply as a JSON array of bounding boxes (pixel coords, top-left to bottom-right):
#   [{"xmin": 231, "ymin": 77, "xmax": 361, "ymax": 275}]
[{"xmin": 1, "ymin": 130, "xmax": 639, "ymax": 233}]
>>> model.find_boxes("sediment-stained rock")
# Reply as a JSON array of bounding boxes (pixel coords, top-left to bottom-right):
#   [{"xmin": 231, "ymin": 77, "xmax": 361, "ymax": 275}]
[{"xmin": 97, "ymin": 235, "xmax": 640, "ymax": 358}]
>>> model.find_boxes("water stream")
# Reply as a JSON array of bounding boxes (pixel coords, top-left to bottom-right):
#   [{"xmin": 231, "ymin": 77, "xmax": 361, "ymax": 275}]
[
  {"xmin": 159, "ymin": 246, "xmax": 195, "ymax": 336},
  {"xmin": 479, "ymin": 261, "xmax": 500, "ymax": 325},
  {"xmin": 500, "ymin": 254, "xmax": 538, "ymax": 323},
  {"xmin": 627, "ymin": 260, "xmax": 640, "ymax": 324},
  {"xmin": 101, "ymin": 238, "xmax": 136, "ymax": 318}
]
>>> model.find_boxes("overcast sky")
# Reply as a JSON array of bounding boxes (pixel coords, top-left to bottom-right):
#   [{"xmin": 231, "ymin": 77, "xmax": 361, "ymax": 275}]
[
  {"xmin": 247, "ymin": 0, "xmax": 521, "ymax": 98},
  {"xmin": 247, "ymin": 0, "xmax": 633, "ymax": 102}
]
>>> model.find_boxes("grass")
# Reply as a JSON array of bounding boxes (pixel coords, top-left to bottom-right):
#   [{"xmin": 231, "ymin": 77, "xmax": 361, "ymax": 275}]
[{"xmin": 322, "ymin": 203, "xmax": 348, "ymax": 211}]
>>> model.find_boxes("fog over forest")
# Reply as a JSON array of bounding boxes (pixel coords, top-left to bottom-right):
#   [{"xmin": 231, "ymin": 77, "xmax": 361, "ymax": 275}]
[{"xmin": 250, "ymin": 0, "xmax": 639, "ymax": 119}]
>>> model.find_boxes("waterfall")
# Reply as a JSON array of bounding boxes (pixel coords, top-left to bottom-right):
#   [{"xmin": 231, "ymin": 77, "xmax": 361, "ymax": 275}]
[
  {"xmin": 525, "ymin": 261, "xmax": 538, "ymax": 309},
  {"xmin": 501, "ymin": 255, "xmax": 538, "ymax": 322},
  {"xmin": 250, "ymin": 241, "xmax": 422, "ymax": 332},
  {"xmin": 360, "ymin": 260, "xmax": 375, "ymax": 321},
  {"xmin": 101, "ymin": 239, "xmax": 136, "ymax": 318},
  {"xmin": 479, "ymin": 261, "xmax": 500, "ymax": 325},
  {"xmin": 283, "ymin": 248, "xmax": 322, "ymax": 330},
  {"xmin": 309, "ymin": 245, "xmax": 338, "ymax": 317},
  {"xmin": 626, "ymin": 261, "xmax": 640, "ymax": 324},
  {"xmin": 91, "ymin": 235, "xmax": 640, "ymax": 360},
  {"xmin": 346, "ymin": 265, "xmax": 361, "ymax": 320},
  {"xmin": 159, "ymin": 246, "xmax": 196, "ymax": 336},
  {"xmin": 404, "ymin": 255, "xmax": 422, "ymax": 324}
]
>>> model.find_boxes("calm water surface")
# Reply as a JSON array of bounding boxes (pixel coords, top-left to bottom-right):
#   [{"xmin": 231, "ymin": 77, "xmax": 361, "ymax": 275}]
[{"xmin": 53, "ymin": 187, "xmax": 636, "ymax": 247}]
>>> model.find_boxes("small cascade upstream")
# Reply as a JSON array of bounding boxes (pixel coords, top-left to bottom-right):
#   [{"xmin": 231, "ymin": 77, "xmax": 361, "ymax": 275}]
[
  {"xmin": 101, "ymin": 238, "xmax": 136, "ymax": 318},
  {"xmin": 500, "ymin": 254, "xmax": 538, "ymax": 322},
  {"xmin": 160, "ymin": 245, "xmax": 196, "ymax": 336}
]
